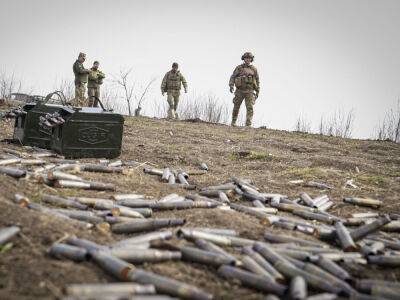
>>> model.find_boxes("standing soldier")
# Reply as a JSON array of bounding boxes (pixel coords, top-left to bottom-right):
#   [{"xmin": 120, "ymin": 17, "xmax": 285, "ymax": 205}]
[
  {"xmin": 72, "ymin": 52, "xmax": 91, "ymax": 106},
  {"xmin": 161, "ymin": 62, "xmax": 187, "ymax": 119},
  {"xmin": 87, "ymin": 61, "xmax": 105, "ymax": 107},
  {"xmin": 229, "ymin": 52, "xmax": 260, "ymax": 127}
]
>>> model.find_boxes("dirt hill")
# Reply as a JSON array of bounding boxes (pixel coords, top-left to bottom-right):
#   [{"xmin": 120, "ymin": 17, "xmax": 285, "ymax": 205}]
[{"xmin": 0, "ymin": 115, "xmax": 399, "ymax": 300}]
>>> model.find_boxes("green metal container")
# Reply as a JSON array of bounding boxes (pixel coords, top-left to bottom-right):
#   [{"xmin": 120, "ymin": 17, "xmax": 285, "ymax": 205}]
[
  {"xmin": 13, "ymin": 102, "xmax": 64, "ymax": 149},
  {"xmin": 51, "ymin": 107, "xmax": 124, "ymax": 159}
]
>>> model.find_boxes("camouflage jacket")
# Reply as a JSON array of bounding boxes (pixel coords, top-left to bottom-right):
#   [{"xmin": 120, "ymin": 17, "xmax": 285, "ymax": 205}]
[
  {"xmin": 229, "ymin": 63, "xmax": 260, "ymax": 92},
  {"xmin": 88, "ymin": 69, "xmax": 105, "ymax": 88},
  {"xmin": 161, "ymin": 70, "xmax": 187, "ymax": 92},
  {"xmin": 73, "ymin": 60, "xmax": 90, "ymax": 84}
]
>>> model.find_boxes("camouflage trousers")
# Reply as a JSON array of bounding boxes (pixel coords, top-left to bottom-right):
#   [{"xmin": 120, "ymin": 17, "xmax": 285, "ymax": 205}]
[
  {"xmin": 231, "ymin": 90, "xmax": 255, "ymax": 126},
  {"xmin": 74, "ymin": 82, "xmax": 87, "ymax": 107},
  {"xmin": 166, "ymin": 90, "xmax": 180, "ymax": 119},
  {"xmin": 87, "ymin": 86, "xmax": 100, "ymax": 107}
]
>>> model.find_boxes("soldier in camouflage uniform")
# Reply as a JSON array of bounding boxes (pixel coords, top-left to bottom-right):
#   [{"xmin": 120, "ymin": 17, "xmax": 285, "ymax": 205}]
[
  {"xmin": 161, "ymin": 62, "xmax": 187, "ymax": 119},
  {"xmin": 87, "ymin": 61, "xmax": 105, "ymax": 107},
  {"xmin": 72, "ymin": 52, "xmax": 91, "ymax": 106},
  {"xmin": 229, "ymin": 52, "xmax": 260, "ymax": 127}
]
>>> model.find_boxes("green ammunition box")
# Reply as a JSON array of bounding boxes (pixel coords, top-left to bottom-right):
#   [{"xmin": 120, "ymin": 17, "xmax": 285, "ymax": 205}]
[{"xmin": 51, "ymin": 107, "xmax": 124, "ymax": 158}]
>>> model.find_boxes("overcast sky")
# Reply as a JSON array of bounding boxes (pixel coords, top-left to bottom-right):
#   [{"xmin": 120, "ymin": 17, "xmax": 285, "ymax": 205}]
[{"xmin": 0, "ymin": 0, "xmax": 399, "ymax": 138}]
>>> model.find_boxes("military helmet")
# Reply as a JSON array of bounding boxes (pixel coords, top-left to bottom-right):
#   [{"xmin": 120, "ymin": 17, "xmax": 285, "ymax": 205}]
[
  {"xmin": 172, "ymin": 62, "xmax": 179, "ymax": 68},
  {"xmin": 241, "ymin": 52, "xmax": 254, "ymax": 61}
]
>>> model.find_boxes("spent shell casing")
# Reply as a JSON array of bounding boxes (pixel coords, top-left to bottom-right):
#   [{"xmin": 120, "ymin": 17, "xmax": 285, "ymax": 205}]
[
  {"xmin": 89, "ymin": 250, "xmax": 135, "ymax": 280},
  {"xmin": 0, "ymin": 226, "xmax": 20, "ymax": 246},
  {"xmin": 335, "ymin": 221, "xmax": 358, "ymax": 252},
  {"xmin": 112, "ymin": 218, "xmax": 185, "ymax": 234},
  {"xmin": 241, "ymin": 255, "xmax": 276, "ymax": 281},
  {"xmin": 350, "ymin": 215, "xmax": 391, "ymax": 241},
  {"xmin": 0, "ymin": 166, "xmax": 26, "ymax": 178},
  {"xmin": 49, "ymin": 243, "xmax": 88, "ymax": 262},
  {"xmin": 367, "ymin": 255, "xmax": 400, "ymax": 267},
  {"xmin": 181, "ymin": 246, "xmax": 236, "ymax": 267},
  {"xmin": 289, "ymin": 276, "xmax": 307, "ymax": 300},
  {"xmin": 66, "ymin": 236, "xmax": 108, "ymax": 252},
  {"xmin": 110, "ymin": 248, "xmax": 181, "ymax": 263},
  {"xmin": 41, "ymin": 194, "xmax": 88, "ymax": 210},
  {"xmin": 82, "ymin": 164, "xmax": 123, "ymax": 173},
  {"xmin": 343, "ymin": 197, "xmax": 382, "ymax": 208},
  {"xmin": 143, "ymin": 168, "xmax": 164, "ymax": 176},
  {"xmin": 314, "ymin": 256, "xmax": 351, "ymax": 282},
  {"xmin": 14, "ymin": 193, "xmax": 30, "ymax": 206},
  {"xmin": 217, "ymin": 265, "xmax": 286, "ymax": 295},
  {"xmin": 299, "ymin": 192, "xmax": 315, "ymax": 207},
  {"xmin": 65, "ymin": 282, "xmax": 156, "ymax": 298},
  {"xmin": 111, "ymin": 194, "xmax": 145, "ymax": 201}
]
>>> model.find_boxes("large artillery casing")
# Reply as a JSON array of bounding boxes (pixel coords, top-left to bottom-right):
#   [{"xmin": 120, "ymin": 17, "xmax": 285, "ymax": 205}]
[
  {"xmin": 108, "ymin": 160, "xmax": 123, "ymax": 167},
  {"xmin": 293, "ymin": 210, "xmax": 335, "ymax": 224},
  {"xmin": 0, "ymin": 226, "xmax": 20, "ymax": 246},
  {"xmin": 355, "ymin": 279, "xmax": 400, "ymax": 293},
  {"xmin": 113, "ymin": 231, "xmax": 173, "ymax": 247},
  {"xmin": 290, "ymin": 276, "xmax": 307, "ymax": 300},
  {"xmin": 253, "ymin": 242, "xmax": 291, "ymax": 264},
  {"xmin": 14, "ymin": 193, "xmax": 30, "ymax": 207},
  {"xmin": 370, "ymin": 286, "xmax": 400, "ymax": 300},
  {"xmin": 143, "ymin": 168, "xmax": 163, "ymax": 176},
  {"xmin": 110, "ymin": 248, "xmax": 181, "ymax": 263},
  {"xmin": 217, "ymin": 265, "xmax": 286, "ymax": 295},
  {"xmin": 218, "ymin": 191, "xmax": 230, "ymax": 203},
  {"xmin": 314, "ymin": 256, "xmax": 351, "ymax": 282},
  {"xmin": 335, "ymin": 222, "xmax": 358, "ymax": 252},
  {"xmin": 54, "ymin": 180, "xmax": 115, "ymax": 191},
  {"xmin": 111, "ymin": 194, "xmax": 145, "ymax": 201},
  {"xmin": 167, "ymin": 173, "xmax": 176, "ymax": 184},
  {"xmin": 0, "ymin": 158, "xmax": 21, "ymax": 166},
  {"xmin": 161, "ymin": 168, "xmax": 171, "ymax": 182},
  {"xmin": 128, "ymin": 269, "xmax": 213, "ymax": 300},
  {"xmin": 181, "ymin": 246, "xmax": 236, "ymax": 267},
  {"xmin": 66, "ymin": 236, "xmax": 108, "ymax": 252},
  {"xmin": 41, "ymin": 194, "xmax": 88, "ymax": 210},
  {"xmin": 201, "ymin": 183, "xmax": 237, "ymax": 191},
  {"xmin": 263, "ymin": 232, "xmax": 324, "ymax": 248},
  {"xmin": 177, "ymin": 173, "xmax": 189, "ymax": 185},
  {"xmin": 305, "ymin": 293, "xmax": 338, "ymax": 300},
  {"xmin": 65, "ymin": 283, "xmax": 156, "ymax": 298},
  {"xmin": 241, "ymin": 255, "xmax": 276, "ymax": 281},
  {"xmin": 230, "ymin": 203, "xmax": 277, "ymax": 225},
  {"xmin": 89, "ymin": 250, "xmax": 135, "ymax": 280},
  {"xmin": 0, "ymin": 166, "xmax": 26, "ymax": 178},
  {"xmin": 112, "ymin": 219, "xmax": 186, "ymax": 234},
  {"xmin": 194, "ymin": 239, "xmax": 238, "ymax": 263},
  {"xmin": 56, "ymin": 209, "xmax": 105, "ymax": 223},
  {"xmin": 313, "ymin": 195, "xmax": 330, "ymax": 207},
  {"xmin": 177, "ymin": 229, "xmax": 254, "ymax": 247},
  {"xmin": 241, "ymin": 191, "xmax": 267, "ymax": 202},
  {"xmin": 350, "ymin": 215, "xmax": 391, "ymax": 241},
  {"xmin": 74, "ymin": 197, "xmax": 114, "ymax": 207},
  {"xmin": 299, "ymin": 192, "xmax": 315, "ymax": 207},
  {"xmin": 116, "ymin": 199, "xmax": 157, "ymax": 208},
  {"xmin": 382, "ymin": 221, "xmax": 400, "ymax": 232},
  {"xmin": 20, "ymin": 159, "xmax": 46, "ymax": 165},
  {"xmin": 199, "ymin": 190, "xmax": 222, "ymax": 198},
  {"xmin": 367, "ymin": 255, "xmax": 400, "ymax": 267},
  {"xmin": 276, "ymin": 249, "xmax": 311, "ymax": 261},
  {"xmin": 318, "ymin": 201, "xmax": 334, "ymax": 212},
  {"xmin": 252, "ymin": 200, "xmax": 265, "ymax": 208},
  {"xmin": 200, "ymin": 162, "xmax": 208, "ymax": 171},
  {"xmin": 343, "ymin": 197, "xmax": 382, "ymax": 208},
  {"xmin": 49, "ymin": 243, "xmax": 88, "ymax": 262},
  {"xmin": 159, "ymin": 193, "xmax": 182, "ymax": 203},
  {"xmin": 82, "ymin": 164, "xmax": 123, "ymax": 173},
  {"xmin": 190, "ymin": 228, "xmax": 238, "ymax": 237},
  {"xmin": 367, "ymin": 237, "xmax": 400, "ymax": 251},
  {"xmin": 150, "ymin": 201, "xmax": 217, "ymax": 210},
  {"xmin": 242, "ymin": 246, "xmax": 285, "ymax": 282},
  {"xmin": 274, "ymin": 260, "xmax": 342, "ymax": 294},
  {"xmin": 360, "ymin": 241, "xmax": 385, "ymax": 256},
  {"xmin": 271, "ymin": 202, "xmax": 316, "ymax": 213},
  {"xmin": 47, "ymin": 171, "xmax": 83, "ymax": 182},
  {"xmin": 106, "ymin": 216, "xmax": 143, "ymax": 224}
]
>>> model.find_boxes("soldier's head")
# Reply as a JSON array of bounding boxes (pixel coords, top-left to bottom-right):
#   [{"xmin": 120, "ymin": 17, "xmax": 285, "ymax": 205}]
[
  {"xmin": 92, "ymin": 61, "xmax": 100, "ymax": 70},
  {"xmin": 78, "ymin": 52, "xmax": 86, "ymax": 63},
  {"xmin": 241, "ymin": 52, "xmax": 254, "ymax": 64},
  {"xmin": 172, "ymin": 62, "xmax": 179, "ymax": 72}
]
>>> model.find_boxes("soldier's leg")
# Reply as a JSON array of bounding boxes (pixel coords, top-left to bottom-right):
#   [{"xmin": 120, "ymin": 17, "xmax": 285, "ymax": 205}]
[
  {"xmin": 94, "ymin": 87, "xmax": 100, "ymax": 107},
  {"xmin": 166, "ymin": 93, "xmax": 175, "ymax": 119},
  {"xmin": 174, "ymin": 93, "xmax": 180, "ymax": 120},
  {"xmin": 244, "ymin": 93, "xmax": 255, "ymax": 126},
  {"xmin": 76, "ymin": 83, "xmax": 87, "ymax": 107},
  {"xmin": 87, "ymin": 88, "xmax": 95, "ymax": 107},
  {"xmin": 231, "ymin": 92, "xmax": 244, "ymax": 126},
  {"xmin": 74, "ymin": 84, "xmax": 81, "ymax": 106}
]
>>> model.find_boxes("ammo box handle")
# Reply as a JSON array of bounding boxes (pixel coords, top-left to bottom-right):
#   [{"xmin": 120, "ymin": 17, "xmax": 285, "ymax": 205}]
[{"xmin": 43, "ymin": 91, "xmax": 70, "ymax": 107}]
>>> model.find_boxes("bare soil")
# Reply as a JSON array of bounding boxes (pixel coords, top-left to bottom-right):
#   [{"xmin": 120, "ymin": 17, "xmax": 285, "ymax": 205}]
[{"xmin": 0, "ymin": 114, "xmax": 399, "ymax": 300}]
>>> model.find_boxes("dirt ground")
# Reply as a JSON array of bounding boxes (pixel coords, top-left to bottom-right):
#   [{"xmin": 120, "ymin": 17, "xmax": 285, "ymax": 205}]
[{"xmin": 0, "ymin": 113, "xmax": 399, "ymax": 300}]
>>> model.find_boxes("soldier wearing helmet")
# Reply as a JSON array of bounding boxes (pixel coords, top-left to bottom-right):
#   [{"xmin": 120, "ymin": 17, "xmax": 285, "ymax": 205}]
[
  {"xmin": 229, "ymin": 52, "xmax": 260, "ymax": 127},
  {"xmin": 72, "ymin": 52, "xmax": 91, "ymax": 106},
  {"xmin": 161, "ymin": 62, "xmax": 188, "ymax": 119}
]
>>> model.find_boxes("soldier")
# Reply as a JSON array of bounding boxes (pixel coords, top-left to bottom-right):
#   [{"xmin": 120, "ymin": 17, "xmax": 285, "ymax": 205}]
[
  {"xmin": 161, "ymin": 62, "xmax": 188, "ymax": 119},
  {"xmin": 87, "ymin": 61, "xmax": 105, "ymax": 107},
  {"xmin": 229, "ymin": 52, "xmax": 260, "ymax": 127},
  {"xmin": 72, "ymin": 52, "xmax": 91, "ymax": 106}
]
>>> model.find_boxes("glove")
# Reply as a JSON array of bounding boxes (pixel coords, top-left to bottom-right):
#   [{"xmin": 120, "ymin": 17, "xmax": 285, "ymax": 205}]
[{"xmin": 229, "ymin": 86, "xmax": 234, "ymax": 93}]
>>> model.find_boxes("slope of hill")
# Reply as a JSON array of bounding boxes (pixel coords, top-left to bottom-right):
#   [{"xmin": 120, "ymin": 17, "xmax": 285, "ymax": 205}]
[{"xmin": 0, "ymin": 115, "xmax": 399, "ymax": 300}]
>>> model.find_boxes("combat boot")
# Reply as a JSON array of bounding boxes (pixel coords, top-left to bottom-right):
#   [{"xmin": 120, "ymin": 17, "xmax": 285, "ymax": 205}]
[{"xmin": 175, "ymin": 112, "xmax": 179, "ymax": 120}]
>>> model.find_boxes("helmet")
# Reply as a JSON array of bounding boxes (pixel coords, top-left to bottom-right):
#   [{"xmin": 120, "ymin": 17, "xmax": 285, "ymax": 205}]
[
  {"xmin": 172, "ymin": 62, "xmax": 179, "ymax": 68},
  {"xmin": 241, "ymin": 52, "xmax": 254, "ymax": 61}
]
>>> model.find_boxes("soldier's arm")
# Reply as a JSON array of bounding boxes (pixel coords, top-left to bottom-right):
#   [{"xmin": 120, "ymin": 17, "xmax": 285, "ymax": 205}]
[
  {"xmin": 180, "ymin": 74, "xmax": 188, "ymax": 90},
  {"xmin": 229, "ymin": 66, "xmax": 240, "ymax": 87},
  {"xmin": 88, "ymin": 70, "xmax": 98, "ymax": 81},
  {"xmin": 98, "ymin": 71, "xmax": 105, "ymax": 79},
  {"xmin": 254, "ymin": 67, "xmax": 260, "ymax": 92},
  {"xmin": 76, "ymin": 63, "xmax": 90, "ymax": 74},
  {"xmin": 161, "ymin": 73, "xmax": 167, "ymax": 92}
]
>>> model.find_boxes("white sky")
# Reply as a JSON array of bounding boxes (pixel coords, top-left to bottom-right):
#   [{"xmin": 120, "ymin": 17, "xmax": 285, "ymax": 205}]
[{"xmin": 0, "ymin": 0, "xmax": 399, "ymax": 138}]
